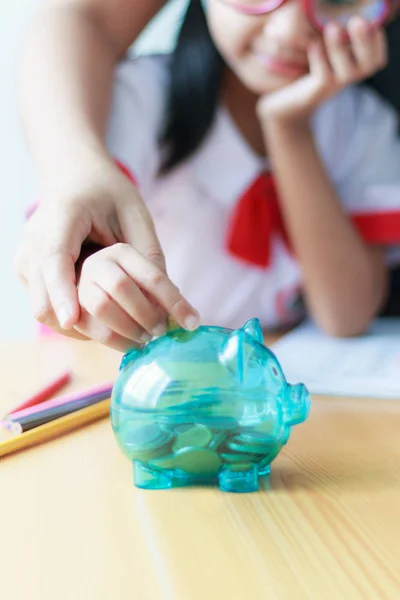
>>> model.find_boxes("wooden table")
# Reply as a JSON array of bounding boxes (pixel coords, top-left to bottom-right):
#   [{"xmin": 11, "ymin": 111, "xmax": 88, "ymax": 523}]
[{"xmin": 1, "ymin": 336, "xmax": 400, "ymax": 600}]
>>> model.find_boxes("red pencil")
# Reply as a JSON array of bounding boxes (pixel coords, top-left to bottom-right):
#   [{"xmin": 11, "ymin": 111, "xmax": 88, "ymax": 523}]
[{"xmin": 7, "ymin": 371, "xmax": 71, "ymax": 416}]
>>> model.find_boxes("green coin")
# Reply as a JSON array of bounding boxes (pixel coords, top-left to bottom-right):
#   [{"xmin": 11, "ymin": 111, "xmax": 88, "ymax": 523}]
[
  {"xmin": 226, "ymin": 435, "xmax": 273, "ymax": 455},
  {"xmin": 240, "ymin": 430, "xmax": 275, "ymax": 443},
  {"xmin": 238, "ymin": 435, "xmax": 275, "ymax": 449},
  {"xmin": 120, "ymin": 423, "xmax": 164, "ymax": 446},
  {"xmin": 172, "ymin": 425, "xmax": 213, "ymax": 451},
  {"xmin": 129, "ymin": 444, "xmax": 171, "ymax": 462},
  {"xmin": 174, "ymin": 448, "xmax": 222, "ymax": 476},
  {"xmin": 158, "ymin": 414, "xmax": 193, "ymax": 427},
  {"xmin": 196, "ymin": 416, "xmax": 238, "ymax": 430},
  {"xmin": 150, "ymin": 448, "xmax": 221, "ymax": 476},
  {"xmin": 239, "ymin": 432, "xmax": 276, "ymax": 446},
  {"xmin": 227, "ymin": 462, "xmax": 254, "ymax": 473},
  {"xmin": 249, "ymin": 421, "xmax": 278, "ymax": 437},
  {"xmin": 173, "ymin": 423, "xmax": 194, "ymax": 434},
  {"xmin": 120, "ymin": 423, "xmax": 173, "ymax": 460},
  {"xmin": 208, "ymin": 431, "xmax": 227, "ymax": 451},
  {"xmin": 147, "ymin": 453, "xmax": 179, "ymax": 470},
  {"xmin": 221, "ymin": 452, "xmax": 255, "ymax": 464}
]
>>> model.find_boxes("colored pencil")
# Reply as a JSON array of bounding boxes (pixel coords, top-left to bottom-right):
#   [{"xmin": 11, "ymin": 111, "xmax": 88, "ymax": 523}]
[
  {"xmin": 8, "ymin": 389, "xmax": 111, "ymax": 433},
  {"xmin": 0, "ymin": 399, "xmax": 111, "ymax": 458},
  {"xmin": 7, "ymin": 371, "xmax": 71, "ymax": 416},
  {"xmin": 8, "ymin": 381, "xmax": 113, "ymax": 421}
]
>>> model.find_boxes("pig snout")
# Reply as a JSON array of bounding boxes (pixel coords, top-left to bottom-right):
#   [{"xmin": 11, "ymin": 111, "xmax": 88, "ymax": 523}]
[{"xmin": 284, "ymin": 383, "xmax": 311, "ymax": 427}]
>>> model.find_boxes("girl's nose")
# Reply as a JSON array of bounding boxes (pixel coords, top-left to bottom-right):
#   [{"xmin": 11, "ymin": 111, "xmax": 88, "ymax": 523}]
[{"xmin": 262, "ymin": 0, "xmax": 317, "ymax": 49}]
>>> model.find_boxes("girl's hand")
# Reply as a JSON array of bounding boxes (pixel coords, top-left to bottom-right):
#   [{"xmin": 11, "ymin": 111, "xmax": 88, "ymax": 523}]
[
  {"xmin": 75, "ymin": 243, "xmax": 197, "ymax": 351},
  {"xmin": 257, "ymin": 18, "xmax": 388, "ymax": 124},
  {"xmin": 14, "ymin": 155, "xmax": 199, "ymax": 343}
]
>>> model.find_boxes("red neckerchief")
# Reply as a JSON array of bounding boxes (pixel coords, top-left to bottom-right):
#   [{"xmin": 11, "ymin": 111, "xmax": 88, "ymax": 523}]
[{"xmin": 226, "ymin": 172, "xmax": 292, "ymax": 268}]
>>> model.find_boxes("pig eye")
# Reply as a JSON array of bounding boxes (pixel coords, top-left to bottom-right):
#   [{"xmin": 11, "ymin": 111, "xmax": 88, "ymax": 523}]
[{"xmin": 268, "ymin": 362, "xmax": 282, "ymax": 382}]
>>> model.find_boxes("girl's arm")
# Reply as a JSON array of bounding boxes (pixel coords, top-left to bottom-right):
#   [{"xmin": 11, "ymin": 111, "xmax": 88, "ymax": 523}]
[
  {"xmin": 257, "ymin": 22, "xmax": 389, "ymax": 337},
  {"xmin": 261, "ymin": 119, "xmax": 387, "ymax": 337},
  {"xmin": 19, "ymin": 0, "xmax": 166, "ymax": 193},
  {"xmin": 15, "ymin": 0, "xmax": 201, "ymax": 346}
]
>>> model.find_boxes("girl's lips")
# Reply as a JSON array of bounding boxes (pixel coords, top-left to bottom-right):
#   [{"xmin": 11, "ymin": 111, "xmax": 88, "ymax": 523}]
[{"xmin": 255, "ymin": 52, "xmax": 308, "ymax": 77}]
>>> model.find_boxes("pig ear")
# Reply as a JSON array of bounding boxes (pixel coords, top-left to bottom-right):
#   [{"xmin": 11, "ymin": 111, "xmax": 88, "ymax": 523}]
[
  {"xmin": 219, "ymin": 330, "xmax": 247, "ymax": 383},
  {"xmin": 241, "ymin": 318, "xmax": 263, "ymax": 343},
  {"xmin": 119, "ymin": 347, "xmax": 141, "ymax": 371}
]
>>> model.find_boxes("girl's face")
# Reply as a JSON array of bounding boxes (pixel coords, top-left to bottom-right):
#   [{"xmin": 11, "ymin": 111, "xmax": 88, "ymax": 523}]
[{"xmin": 205, "ymin": 0, "xmax": 317, "ymax": 95}]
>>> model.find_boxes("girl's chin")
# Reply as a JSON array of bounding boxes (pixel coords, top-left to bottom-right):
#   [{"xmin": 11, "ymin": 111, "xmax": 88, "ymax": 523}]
[
  {"xmin": 243, "ymin": 73, "xmax": 294, "ymax": 97},
  {"xmin": 236, "ymin": 61, "xmax": 300, "ymax": 96}
]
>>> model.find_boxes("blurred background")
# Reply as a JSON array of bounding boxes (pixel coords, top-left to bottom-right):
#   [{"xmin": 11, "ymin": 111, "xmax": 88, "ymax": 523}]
[{"xmin": 0, "ymin": 0, "xmax": 187, "ymax": 340}]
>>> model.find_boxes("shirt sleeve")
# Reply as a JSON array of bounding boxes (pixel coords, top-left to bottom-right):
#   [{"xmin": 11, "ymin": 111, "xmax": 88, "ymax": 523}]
[
  {"xmin": 313, "ymin": 85, "xmax": 400, "ymax": 262},
  {"xmin": 106, "ymin": 54, "xmax": 170, "ymax": 194}
]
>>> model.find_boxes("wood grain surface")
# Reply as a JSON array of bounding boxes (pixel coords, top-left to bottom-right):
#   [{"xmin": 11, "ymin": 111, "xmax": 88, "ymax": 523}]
[{"xmin": 1, "ymin": 336, "xmax": 400, "ymax": 600}]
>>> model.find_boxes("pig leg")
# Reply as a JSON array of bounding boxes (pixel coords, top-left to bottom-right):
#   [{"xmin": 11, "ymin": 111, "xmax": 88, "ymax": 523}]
[{"xmin": 218, "ymin": 465, "xmax": 259, "ymax": 493}]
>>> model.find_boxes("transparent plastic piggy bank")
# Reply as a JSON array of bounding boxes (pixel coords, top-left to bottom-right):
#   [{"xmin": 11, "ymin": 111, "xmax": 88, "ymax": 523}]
[{"xmin": 111, "ymin": 318, "xmax": 310, "ymax": 493}]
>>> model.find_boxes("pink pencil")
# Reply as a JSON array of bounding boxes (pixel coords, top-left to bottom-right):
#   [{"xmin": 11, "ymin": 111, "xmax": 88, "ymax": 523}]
[
  {"xmin": 7, "ymin": 371, "xmax": 71, "ymax": 416},
  {"xmin": 7, "ymin": 381, "xmax": 114, "ymax": 421}
]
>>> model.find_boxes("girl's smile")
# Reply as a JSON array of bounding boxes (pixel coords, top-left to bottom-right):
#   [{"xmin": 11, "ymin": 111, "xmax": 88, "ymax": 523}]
[{"xmin": 253, "ymin": 50, "xmax": 309, "ymax": 78}]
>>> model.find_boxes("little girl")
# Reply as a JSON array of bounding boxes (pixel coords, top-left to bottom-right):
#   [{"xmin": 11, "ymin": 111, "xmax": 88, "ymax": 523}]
[
  {"xmin": 66, "ymin": 0, "xmax": 400, "ymax": 349},
  {"xmin": 16, "ymin": 0, "xmax": 400, "ymax": 350}
]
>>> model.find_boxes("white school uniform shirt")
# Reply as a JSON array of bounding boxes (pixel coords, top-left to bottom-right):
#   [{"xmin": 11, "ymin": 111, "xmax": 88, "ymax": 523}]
[{"xmin": 106, "ymin": 54, "xmax": 400, "ymax": 331}]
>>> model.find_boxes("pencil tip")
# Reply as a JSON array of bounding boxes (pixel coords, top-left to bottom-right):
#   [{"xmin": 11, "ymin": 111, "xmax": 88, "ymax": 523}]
[{"xmin": 0, "ymin": 420, "xmax": 22, "ymax": 441}]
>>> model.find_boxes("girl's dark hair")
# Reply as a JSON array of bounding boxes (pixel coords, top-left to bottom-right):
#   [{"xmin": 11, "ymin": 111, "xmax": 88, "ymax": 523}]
[{"xmin": 160, "ymin": 0, "xmax": 223, "ymax": 173}]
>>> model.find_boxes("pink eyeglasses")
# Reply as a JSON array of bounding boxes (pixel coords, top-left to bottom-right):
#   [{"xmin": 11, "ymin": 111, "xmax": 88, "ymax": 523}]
[{"xmin": 218, "ymin": 0, "xmax": 394, "ymax": 32}]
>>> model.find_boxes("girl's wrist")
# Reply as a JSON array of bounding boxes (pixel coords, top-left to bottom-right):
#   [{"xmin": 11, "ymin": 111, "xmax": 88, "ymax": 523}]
[
  {"xmin": 257, "ymin": 98, "xmax": 311, "ymax": 132},
  {"xmin": 37, "ymin": 144, "xmax": 114, "ymax": 202},
  {"xmin": 259, "ymin": 110, "xmax": 313, "ymax": 151},
  {"xmin": 259, "ymin": 104, "xmax": 324, "ymax": 131}
]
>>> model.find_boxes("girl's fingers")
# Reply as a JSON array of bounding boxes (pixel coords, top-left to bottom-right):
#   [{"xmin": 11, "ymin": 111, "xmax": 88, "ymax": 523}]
[
  {"xmin": 107, "ymin": 244, "xmax": 200, "ymax": 331},
  {"xmin": 308, "ymin": 39, "xmax": 332, "ymax": 81},
  {"xmin": 74, "ymin": 309, "xmax": 140, "ymax": 353},
  {"xmin": 28, "ymin": 267, "xmax": 89, "ymax": 340},
  {"xmin": 348, "ymin": 18, "xmax": 387, "ymax": 73},
  {"xmin": 84, "ymin": 259, "xmax": 167, "ymax": 337},
  {"xmin": 41, "ymin": 248, "xmax": 80, "ymax": 329},
  {"xmin": 78, "ymin": 278, "xmax": 152, "ymax": 343},
  {"xmin": 39, "ymin": 208, "xmax": 90, "ymax": 329},
  {"xmin": 13, "ymin": 207, "xmax": 84, "ymax": 330},
  {"xmin": 118, "ymin": 198, "xmax": 167, "ymax": 274},
  {"xmin": 29, "ymin": 266, "xmax": 58, "ymax": 326},
  {"xmin": 325, "ymin": 23, "xmax": 357, "ymax": 83}
]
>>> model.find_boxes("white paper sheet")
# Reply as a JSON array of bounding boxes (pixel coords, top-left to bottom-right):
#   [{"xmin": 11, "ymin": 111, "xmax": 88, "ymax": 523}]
[{"xmin": 271, "ymin": 319, "xmax": 400, "ymax": 398}]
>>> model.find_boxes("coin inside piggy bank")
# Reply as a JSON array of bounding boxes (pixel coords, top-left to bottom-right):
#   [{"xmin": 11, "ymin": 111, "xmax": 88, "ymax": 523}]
[{"xmin": 111, "ymin": 318, "xmax": 310, "ymax": 493}]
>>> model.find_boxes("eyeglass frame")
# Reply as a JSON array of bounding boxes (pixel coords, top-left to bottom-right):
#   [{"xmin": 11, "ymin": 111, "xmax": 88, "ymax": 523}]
[{"xmin": 217, "ymin": 0, "xmax": 394, "ymax": 32}]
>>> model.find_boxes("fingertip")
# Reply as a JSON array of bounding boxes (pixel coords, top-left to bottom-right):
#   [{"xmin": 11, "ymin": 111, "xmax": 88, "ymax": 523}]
[
  {"xmin": 43, "ymin": 252, "xmax": 81, "ymax": 329},
  {"xmin": 57, "ymin": 301, "xmax": 80, "ymax": 329},
  {"xmin": 182, "ymin": 312, "xmax": 201, "ymax": 332},
  {"xmin": 325, "ymin": 22, "xmax": 344, "ymax": 44},
  {"xmin": 324, "ymin": 22, "xmax": 336, "ymax": 39},
  {"xmin": 347, "ymin": 15, "xmax": 371, "ymax": 35}
]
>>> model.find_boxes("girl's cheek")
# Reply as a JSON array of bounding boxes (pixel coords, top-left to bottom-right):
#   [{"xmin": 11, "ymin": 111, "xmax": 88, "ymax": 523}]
[{"xmin": 206, "ymin": 4, "xmax": 256, "ymax": 61}]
